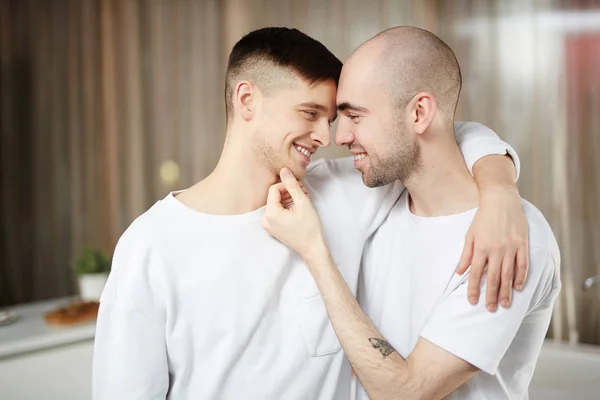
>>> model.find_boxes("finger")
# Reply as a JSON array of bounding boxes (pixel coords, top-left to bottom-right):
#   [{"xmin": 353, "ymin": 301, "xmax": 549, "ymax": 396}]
[
  {"xmin": 467, "ymin": 252, "xmax": 487, "ymax": 305},
  {"xmin": 456, "ymin": 235, "xmax": 474, "ymax": 275},
  {"xmin": 273, "ymin": 182, "xmax": 308, "ymax": 198},
  {"xmin": 485, "ymin": 253, "xmax": 502, "ymax": 312},
  {"xmin": 275, "ymin": 185, "xmax": 306, "ymax": 209},
  {"xmin": 282, "ymin": 198, "xmax": 294, "ymax": 209},
  {"xmin": 514, "ymin": 242, "xmax": 529, "ymax": 291},
  {"xmin": 280, "ymin": 168, "xmax": 306, "ymax": 202},
  {"xmin": 499, "ymin": 252, "xmax": 516, "ymax": 308},
  {"xmin": 272, "ymin": 182, "xmax": 290, "ymax": 194},
  {"xmin": 266, "ymin": 184, "xmax": 284, "ymax": 212}
]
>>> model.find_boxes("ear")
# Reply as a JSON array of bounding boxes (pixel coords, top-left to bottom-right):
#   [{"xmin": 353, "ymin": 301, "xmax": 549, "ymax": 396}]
[
  {"xmin": 408, "ymin": 92, "xmax": 437, "ymax": 135},
  {"xmin": 233, "ymin": 81, "xmax": 256, "ymax": 122}
]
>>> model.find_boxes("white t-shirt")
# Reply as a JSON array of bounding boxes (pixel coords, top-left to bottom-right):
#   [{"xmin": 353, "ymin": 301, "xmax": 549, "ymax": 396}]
[
  {"xmin": 358, "ymin": 191, "xmax": 561, "ymax": 400},
  {"xmin": 92, "ymin": 122, "xmax": 519, "ymax": 400}
]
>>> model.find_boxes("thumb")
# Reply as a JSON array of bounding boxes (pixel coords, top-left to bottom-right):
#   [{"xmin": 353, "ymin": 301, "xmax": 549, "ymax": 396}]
[{"xmin": 280, "ymin": 168, "xmax": 306, "ymax": 203}]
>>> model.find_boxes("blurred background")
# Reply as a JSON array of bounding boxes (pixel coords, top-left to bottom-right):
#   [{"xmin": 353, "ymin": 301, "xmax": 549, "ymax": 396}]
[{"xmin": 0, "ymin": 0, "xmax": 599, "ymax": 398}]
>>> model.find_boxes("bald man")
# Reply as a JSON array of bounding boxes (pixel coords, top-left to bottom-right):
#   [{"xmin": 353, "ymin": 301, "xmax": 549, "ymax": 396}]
[{"xmin": 263, "ymin": 26, "xmax": 560, "ymax": 400}]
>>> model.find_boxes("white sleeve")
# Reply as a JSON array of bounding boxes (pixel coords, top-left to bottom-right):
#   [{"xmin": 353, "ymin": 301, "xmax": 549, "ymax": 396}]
[
  {"xmin": 454, "ymin": 121, "xmax": 521, "ymax": 181},
  {"xmin": 419, "ymin": 246, "xmax": 559, "ymax": 375},
  {"xmin": 313, "ymin": 121, "xmax": 520, "ymax": 237},
  {"xmin": 93, "ymin": 303, "xmax": 168, "ymax": 399},
  {"xmin": 92, "ymin": 225, "xmax": 169, "ymax": 400}
]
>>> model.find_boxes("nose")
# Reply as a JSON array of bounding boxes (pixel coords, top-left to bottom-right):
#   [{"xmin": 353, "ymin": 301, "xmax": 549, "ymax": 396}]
[
  {"xmin": 310, "ymin": 119, "xmax": 331, "ymax": 148},
  {"xmin": 334, "ymin": 119, "xmax": 354, "ymax": 147}
]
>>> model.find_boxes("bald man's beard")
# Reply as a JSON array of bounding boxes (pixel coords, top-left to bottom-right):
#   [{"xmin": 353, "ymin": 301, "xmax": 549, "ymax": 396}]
[{"xmin": 362, "ymin": 121, "xmax": 421, "ymax": 188}]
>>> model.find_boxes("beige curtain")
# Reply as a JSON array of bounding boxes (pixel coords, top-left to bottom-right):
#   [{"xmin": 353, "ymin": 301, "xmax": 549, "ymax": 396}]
[
  {"xmin": 0, "ymin": 0, "xmax": 224, "ymax": 305},
  {"xmin": 1, "ymin": 0, "xmax": 599, "ymax": 344}
]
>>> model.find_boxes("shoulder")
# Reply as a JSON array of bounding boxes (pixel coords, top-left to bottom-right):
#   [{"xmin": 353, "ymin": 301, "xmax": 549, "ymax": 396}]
[
  {"xmin": 110, "ymin": 197, "xmax": 183, "ymax": 282},
  {"xmin": 522, "ymin": 199, "xmax": 560, "ymax": 265},
  {"xmin": 305, "ymin": 156, "xmax": 356, "ymax": 183},
  {"xmin": 304, "ymin": 156, "xmax": 364, "ymax": 200},
  {"xmin": 116, "ymin": 200, "xmax": 168, "ymax": 254},
  {"xmin": 520, "ymin": 199, "xmax": 561, "ymax": 297},
  {"xmin": 101, "ymin": 200, "xmax": 174, "ymax": 306}
]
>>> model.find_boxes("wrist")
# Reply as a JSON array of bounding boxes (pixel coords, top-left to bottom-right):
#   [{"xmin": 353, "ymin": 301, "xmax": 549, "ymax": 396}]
[
  {"xmin": 473, "ymin": 154, "xmax": 518, "ymax": 195},
  {"xmin": 478, "ymin": 179, "xmax": 519, "ymax": 199},
  {"xmin": 301, "ymin": 234, "xmax": 330, "ymax": 266}
]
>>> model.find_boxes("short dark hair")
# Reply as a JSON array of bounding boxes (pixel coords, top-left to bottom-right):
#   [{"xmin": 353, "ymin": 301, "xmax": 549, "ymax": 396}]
[{"xmin": 224, "ymin": 27, "xmax": 342, "ymax": 120}]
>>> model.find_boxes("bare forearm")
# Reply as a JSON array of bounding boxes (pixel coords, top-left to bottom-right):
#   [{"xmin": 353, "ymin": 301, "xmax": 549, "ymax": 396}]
[
  {"xmin": 304, "ymin": 241, "xmax": 416, "ymax": 399},
  {"xmin": 472, "ymin": 154, "xmax": 518, "ymax": 195}
]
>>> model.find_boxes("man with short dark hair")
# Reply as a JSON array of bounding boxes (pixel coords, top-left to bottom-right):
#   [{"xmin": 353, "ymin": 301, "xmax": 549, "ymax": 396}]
[
  {"xmin": 263, "ymin": 26, "xmax": 559, "ymax": 400},
  {"xmin": 93, "ymin": 27, "xmax": 527, "ymax": 399}
]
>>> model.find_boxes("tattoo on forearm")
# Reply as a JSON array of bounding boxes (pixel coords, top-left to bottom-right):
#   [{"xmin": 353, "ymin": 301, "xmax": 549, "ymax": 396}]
[{"xmin": 369, "ymin": 338, "xmax": 397, "ymax": 358}]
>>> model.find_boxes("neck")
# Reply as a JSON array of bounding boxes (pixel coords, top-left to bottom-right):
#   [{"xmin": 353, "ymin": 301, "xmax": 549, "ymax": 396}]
[
  {"xmin": 404, "ymin": 131, "xmax": 479, "ymax": 217},
  {"xmin": 179, "ymin": 129, "xmax": 278, "ymax": 215}
]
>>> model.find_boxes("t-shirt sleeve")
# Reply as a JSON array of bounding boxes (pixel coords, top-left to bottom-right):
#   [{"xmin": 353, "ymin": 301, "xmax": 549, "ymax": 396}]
[
  {"xmin": 93, "ymin": 222, "xmax": 169, "ymax": 399},
  {"xmin": 419, "ymin": 246, "xmax": 559, "ymax": 375},
  {"xmin": 454, "ymin": 121, "xmax": 521, "ymax": 181}
]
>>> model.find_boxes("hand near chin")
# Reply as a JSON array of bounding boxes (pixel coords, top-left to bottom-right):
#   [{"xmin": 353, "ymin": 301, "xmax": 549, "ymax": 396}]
[{"xmin": 262, "ymin": 168, "xmax": 324, "ymax": 259}]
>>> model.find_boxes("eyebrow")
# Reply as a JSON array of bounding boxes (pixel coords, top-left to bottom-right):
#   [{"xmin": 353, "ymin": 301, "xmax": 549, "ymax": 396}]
[
  {"xmin": 298, "ymin": 102, "xmax": 328, "ymax": 112},
  {"xmin": 337, "ymin": 102, "xmax": 369, "ymax": 113},
  {"xmin": 298, "ymin": 102, "xmax": 338, "ymax": 122}
]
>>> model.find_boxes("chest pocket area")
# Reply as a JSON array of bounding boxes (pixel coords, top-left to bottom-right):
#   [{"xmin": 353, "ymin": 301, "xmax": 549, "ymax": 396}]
[{"xmin": 296, "ymin": 294, "xmax": 342, "ymax": 357}]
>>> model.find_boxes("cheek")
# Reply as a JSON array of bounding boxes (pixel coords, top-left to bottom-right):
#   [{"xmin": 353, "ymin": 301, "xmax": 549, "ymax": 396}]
[
  {"xmin": 354, "ymin": 122, "xmax": 377, "ymax": 146},
  {"xmin": 357, "ymin": 121, "xmax": 388, "ymax": 154},
  {"xmin": 286, "ymin": 119, "xmax": 313, "ymax": 140}
]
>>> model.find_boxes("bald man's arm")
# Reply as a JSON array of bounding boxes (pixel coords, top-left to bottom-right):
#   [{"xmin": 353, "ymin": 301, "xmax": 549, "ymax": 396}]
[{"xmin": 459, "ymin": 154, "xmax": 529, "ymax": 312}]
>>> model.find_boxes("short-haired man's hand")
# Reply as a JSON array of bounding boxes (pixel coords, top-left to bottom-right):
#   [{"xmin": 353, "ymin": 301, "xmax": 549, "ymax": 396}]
[
  {"xmin": 456, "ymin": 188, "xmax": 529, "ymax": 312},
  {"xmin": 262, "ymin": 168, "xmax": 324, "ymax": 261}
]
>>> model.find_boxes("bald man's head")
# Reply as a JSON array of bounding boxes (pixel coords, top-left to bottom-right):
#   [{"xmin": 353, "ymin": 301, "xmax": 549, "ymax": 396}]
[
  {"xmin": 353, "ymin": 26, "xmax": 462, "ymax": 123},
  {"xmin": 334, "ymin": 27, "xmax": 462, "ymax": 187}
]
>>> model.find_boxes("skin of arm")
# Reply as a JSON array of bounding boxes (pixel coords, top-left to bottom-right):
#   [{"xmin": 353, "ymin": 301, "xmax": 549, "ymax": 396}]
[{"xmin": 456, "ymin": 154, "xmax": 528, "ymax": 312}]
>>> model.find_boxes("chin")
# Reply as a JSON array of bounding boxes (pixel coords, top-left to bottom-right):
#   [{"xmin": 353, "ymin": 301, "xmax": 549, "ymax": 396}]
[
  {"xmin": 362, "ymin": 170, "xmax": 392, "ymax": 188},
  {"xmin": 362, "ymin": 176, "xmax": 378, "ymax": 188},
  {"xmin": 275, "ymin": 161, "xmax": 306, "ymax": 180},
  {"xmin": 358, "ymin": 168, "xmax": 375, "ymax": 188},
  {"xmin": 289, "ymin": 164, "xmax": 307, "ymax": 179}
]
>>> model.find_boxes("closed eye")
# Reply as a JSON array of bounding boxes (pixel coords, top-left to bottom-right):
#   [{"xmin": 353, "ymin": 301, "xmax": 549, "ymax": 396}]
[
  {"xmin": 347, "ymin": 114, "xmax": 362, "ymax": 123},
  {"xmin": 302, "ymin": 110, "xmax": 318, "ymax": 120}
]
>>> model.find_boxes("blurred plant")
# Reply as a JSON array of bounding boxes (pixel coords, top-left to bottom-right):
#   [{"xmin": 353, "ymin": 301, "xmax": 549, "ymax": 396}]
[{"xmin": 73, "ymin": 246, "xmax": 111, "ymax": 275}]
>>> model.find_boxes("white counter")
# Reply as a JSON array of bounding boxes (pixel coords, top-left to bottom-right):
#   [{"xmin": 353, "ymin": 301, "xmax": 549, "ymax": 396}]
[
  {"xmin": 0, "ymin": 297, "xmax": 96, "ymax": 359},
  {"xmin": 0, "ymin": 298, "xmax": 96, "ymax": 399}
]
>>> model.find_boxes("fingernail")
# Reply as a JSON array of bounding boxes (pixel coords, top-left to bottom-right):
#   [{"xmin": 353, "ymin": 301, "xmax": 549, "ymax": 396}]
[
  {"xmin": 487, "ymin": 303, "xmax": 498, "ymax": 312},
  {"xmin": 515, "ymin": 284, "xmax": 523, "ymax": 291},
  {"xmin": 469, "ymin": 296, "xmax": 478, "ymax": 305},
  {"xmin": 500, "ymin": 298, "xmax": 509, "ymax": 308}
]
